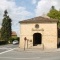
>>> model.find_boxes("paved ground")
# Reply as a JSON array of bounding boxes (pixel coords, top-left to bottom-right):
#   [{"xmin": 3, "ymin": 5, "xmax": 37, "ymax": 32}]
[
  {"xmin": 0, "ymin": 44, "xmax": 60, "ymax": 60},
  {"xmin": 0, "ymin": 44, "xmax": 18, "ymax": 48},
  {"xmin": 0, "ymin": 44, "xmax": 18, "ymax": 53}
]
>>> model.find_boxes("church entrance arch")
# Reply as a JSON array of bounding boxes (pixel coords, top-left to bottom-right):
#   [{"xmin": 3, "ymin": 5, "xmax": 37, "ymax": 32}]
[{"xmin": 33, "ymin": 33, "xmax": 42, "ymax": 46}]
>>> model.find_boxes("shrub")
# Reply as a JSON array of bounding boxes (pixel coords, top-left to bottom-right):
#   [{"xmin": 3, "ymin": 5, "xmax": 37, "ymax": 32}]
[
  {"xmin": 8, "ymin": 37, "xmax": 20, "ymax": 44},
  {"xmin": 0, "ymin": 41, "xmax": 7, "ymax": 45}
]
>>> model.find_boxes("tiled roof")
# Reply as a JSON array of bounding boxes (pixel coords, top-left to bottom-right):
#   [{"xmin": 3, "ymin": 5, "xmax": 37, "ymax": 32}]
[
  {"xmin": 19, "ymin": 16, "xmax": 58, "ymax": 23},
  {"xmin": 11, "ymin": 31, "xmax": 17, "ymax": 36}
]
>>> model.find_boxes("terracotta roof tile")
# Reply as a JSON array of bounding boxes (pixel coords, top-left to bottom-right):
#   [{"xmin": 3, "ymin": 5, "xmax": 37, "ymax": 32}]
[
  {"xmin": 19, "ymin": 16, "xmax": 58, "ymax": 23},
  {"xmin": 11, "ymin": 31, "xmax": 17, "ymax": 36}
]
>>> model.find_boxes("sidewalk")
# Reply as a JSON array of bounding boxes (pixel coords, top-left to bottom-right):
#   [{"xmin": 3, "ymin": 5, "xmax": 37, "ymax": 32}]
[{"xmin": 15, "ymin": 48, "xmax": 60, "ymax": 53}]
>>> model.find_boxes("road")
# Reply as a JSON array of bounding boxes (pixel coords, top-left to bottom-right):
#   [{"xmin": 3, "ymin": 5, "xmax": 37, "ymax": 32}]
[
  {"xmin": 0, "ymin": 44, "xmax": 18, "ymax": 53},
  {"xmin": 0, "ymin": 44, "xmax": 60, "ymax": 60}
]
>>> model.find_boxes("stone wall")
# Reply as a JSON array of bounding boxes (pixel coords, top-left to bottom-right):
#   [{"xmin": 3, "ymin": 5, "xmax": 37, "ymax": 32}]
[{"xmin": 19, "ymin": 23, "xmax": 57, "ymax": 49}]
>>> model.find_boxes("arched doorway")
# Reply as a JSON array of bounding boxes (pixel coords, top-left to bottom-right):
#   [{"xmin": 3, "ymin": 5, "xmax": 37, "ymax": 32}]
[{"xmin": 33, "ymin": 33, "xmax": 42, "ymax": 46}]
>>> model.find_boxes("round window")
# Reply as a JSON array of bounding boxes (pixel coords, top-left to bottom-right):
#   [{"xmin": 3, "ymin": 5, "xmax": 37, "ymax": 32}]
[{"xmin": 35, "ymin": 24, "xmax": 39, "ymax": 28}]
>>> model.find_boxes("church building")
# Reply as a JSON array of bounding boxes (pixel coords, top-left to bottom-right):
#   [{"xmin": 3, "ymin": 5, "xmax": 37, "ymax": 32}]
[{"xmin": 19, "ymin": 16, "xmax": 58, "ymax": 49}]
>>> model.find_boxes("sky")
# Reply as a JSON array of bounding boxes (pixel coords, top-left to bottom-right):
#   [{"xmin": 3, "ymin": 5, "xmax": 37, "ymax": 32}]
[{"xmin": 0, "ymin": 0, "xmax": 60, "ymax": 36}]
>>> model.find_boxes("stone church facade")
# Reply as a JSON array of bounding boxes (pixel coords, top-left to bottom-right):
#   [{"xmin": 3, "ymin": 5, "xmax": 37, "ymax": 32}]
[{"xmin": 19, "ymin": 16, "xmax": 58, "ymax": 49}]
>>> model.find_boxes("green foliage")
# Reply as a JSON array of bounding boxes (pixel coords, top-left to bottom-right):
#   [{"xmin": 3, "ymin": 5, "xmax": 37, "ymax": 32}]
[
  {"xmin": 12, "ymin": 35, "xmax": 17, "ymax": 38},
  {"xmin": 47, "ymin": 6, "xmax": 60, "ymax": 19},
  {"xmin": 1, "ymin": 10, "xmax": 12, "ymax": 43},
  {"xmin": 8, "ymin": 37, "xmax": 19, "ymax": 44},
  {"xmin": 0, "ymin": 41, "xmax": 7, "ymax": 45},
  {"xmin": 47, "ymin": 6, "xmax": 60, "ymax": 27},
  {"xmin": 0, "ymin": 30, "xmax": 1, "ymax": 40}
]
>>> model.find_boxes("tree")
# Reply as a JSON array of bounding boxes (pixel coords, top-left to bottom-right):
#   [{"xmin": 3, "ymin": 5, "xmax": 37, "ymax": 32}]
[
  {"xmin": 1, "ymin": 10, "xmax": 12, "ymax": 43},
  {"xmin": 47, "ymin": 6, "xmax": 60, "ymax": 27},
  {"xmin": 0, "ymin": 29, "xmax": 1, "ymax": 40},
  {"xmin": 47, "ymin": 6, "xmax": 59, "ymax": 19}
]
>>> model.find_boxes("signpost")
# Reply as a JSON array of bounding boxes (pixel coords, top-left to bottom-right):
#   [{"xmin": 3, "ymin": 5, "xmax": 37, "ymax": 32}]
[
  {"xmin": 24, "ymin": 37, "xmax": 27, "ymax": 50},
  {"xmin": 27, "ymin": 39, "xmax": 28, "ymax": 49}
]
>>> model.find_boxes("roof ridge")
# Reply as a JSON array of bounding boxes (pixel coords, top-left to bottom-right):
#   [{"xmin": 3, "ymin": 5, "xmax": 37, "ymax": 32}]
[{"xmin": 19, "ymin": 16, "xmax": 58, "ymax": 23}]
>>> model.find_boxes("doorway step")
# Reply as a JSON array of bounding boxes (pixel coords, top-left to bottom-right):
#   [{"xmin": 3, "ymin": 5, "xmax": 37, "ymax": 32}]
[{"xmin": 30, "ymin": 44, "xmax": 44, "ymax": 50}]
